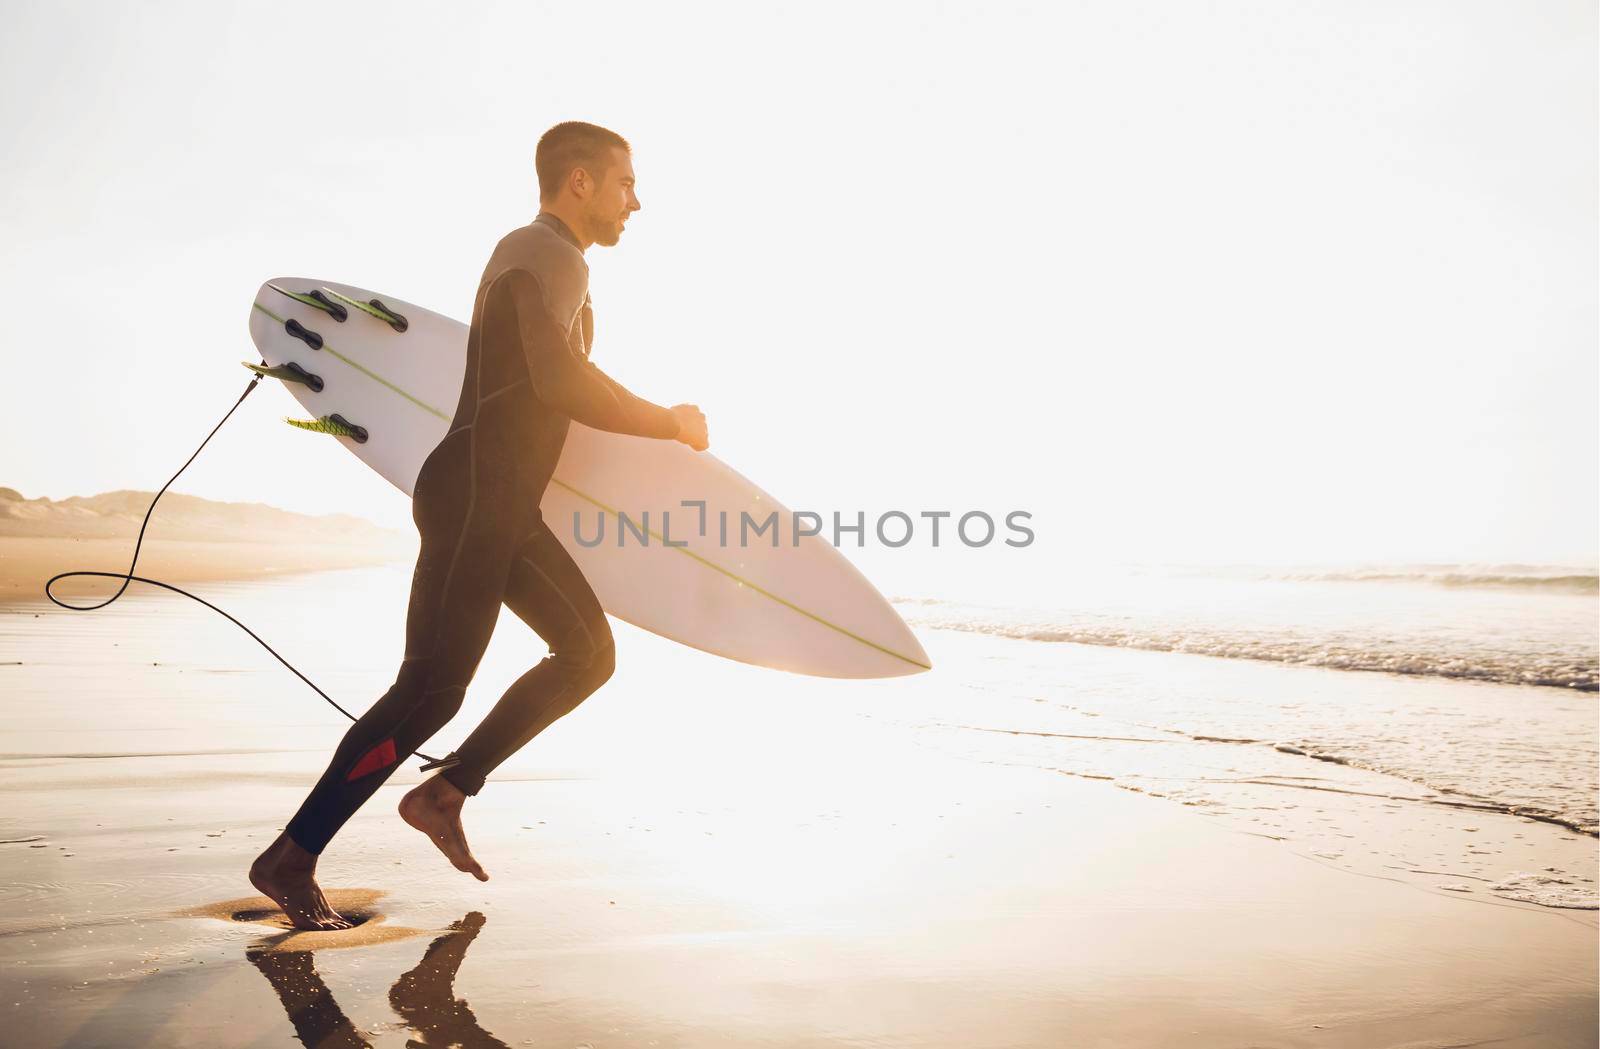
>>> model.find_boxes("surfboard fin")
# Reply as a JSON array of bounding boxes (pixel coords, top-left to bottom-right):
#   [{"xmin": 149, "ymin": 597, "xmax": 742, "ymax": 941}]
[
  {"xmin": 285, "ymin": 413, "xmax": 368, "ymax": 443},
  {"xmin": 242, "ymin": 360, "xmax": 325, "ymax": 393},
  {"xmin": 320, "ymin": 287, "xmax": 409, "ymax": 332},
  {"xmin": 266, "ymin": 282, "xmax": 349, "ymax": 322}
]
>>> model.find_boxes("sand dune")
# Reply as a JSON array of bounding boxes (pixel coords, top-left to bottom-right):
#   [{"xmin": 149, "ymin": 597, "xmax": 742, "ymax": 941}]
[{"xmin": 0, "ymin": 487, "xmax": 415, "ymax": 602}]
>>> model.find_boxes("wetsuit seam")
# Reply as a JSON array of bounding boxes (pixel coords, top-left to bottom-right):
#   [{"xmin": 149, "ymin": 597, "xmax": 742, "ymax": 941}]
[
  {"xmin": 423, "ymin": 361, "xmax": 482, "ymax": 662},
  {"xmin": 386, "ymin": 287, "xmax": 491, "ymax": 750},
  {"xmin": 520, "ymin": 551, "xmax": 600, "ymax": 651},
  {"xmin": 453, "ymin": 679, "xmax": 578, "ymax": 791},
  {"xmin": 424, "ymin": 302, "xmax": 489, "ymax": 657},
  {"xmin": 481, "ymin": 377, "xmax": 530, "ymax": 405}
]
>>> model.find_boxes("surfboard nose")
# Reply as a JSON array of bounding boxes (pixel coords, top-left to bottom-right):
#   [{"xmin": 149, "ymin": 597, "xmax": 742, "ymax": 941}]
[
  {"xmin": 908, "ymin": 633, "xmax": 932, "ymax": 672},
  {"xmin": 893, "ymin": 625, "xmax": 933, "ymax": 676},
  {"xmin": 864, "ymin": 613, "xmax": 932, "ymax": 678}
]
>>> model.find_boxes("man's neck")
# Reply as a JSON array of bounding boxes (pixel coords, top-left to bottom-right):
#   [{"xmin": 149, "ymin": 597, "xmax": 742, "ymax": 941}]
[{"xmin": 535, "ymin": 208, "xmax": 587, "ymax": 253}]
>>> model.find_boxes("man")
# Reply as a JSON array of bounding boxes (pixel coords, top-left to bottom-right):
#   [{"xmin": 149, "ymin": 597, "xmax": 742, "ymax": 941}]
[{"xmin": 249, "ymin": 121, "xmax": 708, "ymax": 930}]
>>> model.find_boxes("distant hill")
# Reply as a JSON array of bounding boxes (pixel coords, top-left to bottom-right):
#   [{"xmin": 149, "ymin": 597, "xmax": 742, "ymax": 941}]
[{"xmin": 0, "ymin": 487, "xmax": 411, "ymax": 550}]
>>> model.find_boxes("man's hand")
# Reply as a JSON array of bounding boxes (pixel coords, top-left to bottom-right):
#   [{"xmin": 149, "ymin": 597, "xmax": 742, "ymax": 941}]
[{"xmin": 670, "ymin": 404, "xmax": 708, "ymax": 451}]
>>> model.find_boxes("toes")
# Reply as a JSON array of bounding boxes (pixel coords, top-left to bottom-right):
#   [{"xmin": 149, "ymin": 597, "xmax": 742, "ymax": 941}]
[
  {"xmin": 450, "ymin": 853, "xmax": 487, "ymax": 880},
  {"xmin": 317, "ymin": 906, "xmax": 351, "ymax": 929},
  {"xmin": 309, "ymin": 908, "xmax": 350, "ymax": 931}
]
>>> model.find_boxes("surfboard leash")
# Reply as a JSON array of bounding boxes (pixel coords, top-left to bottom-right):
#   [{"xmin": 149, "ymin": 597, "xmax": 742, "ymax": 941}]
[{"xmin": 42, "ymin": 372, "xmax": 450, "ymax": 769}]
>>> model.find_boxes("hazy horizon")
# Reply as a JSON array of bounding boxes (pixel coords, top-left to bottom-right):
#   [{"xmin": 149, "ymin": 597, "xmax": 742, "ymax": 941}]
[
  {"xmin": 4, "ymin": 481, "xmax": 1599, "ymax": 573},
  {"xmin": 3, "ymin": 0, "xmax": 1595, "ymax": 604}
]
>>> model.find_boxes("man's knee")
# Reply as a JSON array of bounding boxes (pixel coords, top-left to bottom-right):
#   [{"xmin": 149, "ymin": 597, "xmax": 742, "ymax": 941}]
[
  {"xmin": 588, "ymin": 635, "xmax": 616, "ymax": 688},
  {"xmin": 397, "ymin": 658, "xmax": 470, "ymax": 726},
  {"xmin": 554, "ymin": 629, "xmax": 615, "ymax": 691}
]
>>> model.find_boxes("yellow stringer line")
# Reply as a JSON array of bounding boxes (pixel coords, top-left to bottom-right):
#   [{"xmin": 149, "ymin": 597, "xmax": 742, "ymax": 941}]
[
  {"xmin": 548, "ymin": 477, "xmax": 929, "ymax": 669},
  {"xmin": 252, "ymin": 298, "xmax": 929, "ymax": 670}
]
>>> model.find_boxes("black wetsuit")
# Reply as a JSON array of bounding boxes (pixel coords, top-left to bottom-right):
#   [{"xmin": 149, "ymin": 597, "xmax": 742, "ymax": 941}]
[{"xmin": 285, "ymin": 212, "xmax": 680, "ymax": 855}]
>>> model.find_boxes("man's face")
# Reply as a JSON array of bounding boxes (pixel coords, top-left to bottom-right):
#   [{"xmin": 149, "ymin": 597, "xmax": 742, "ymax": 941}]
[{"xmin": 581, "ymin": 146, "xmax": 640, "ymax": 247}]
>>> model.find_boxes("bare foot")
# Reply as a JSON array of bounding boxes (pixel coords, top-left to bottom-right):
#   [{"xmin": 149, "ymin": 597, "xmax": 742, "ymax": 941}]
[
  {"xmin": 249, "ymin": 832, "xmax": 353, "ymax": 931},
  {"xmin": 399, "ymin": 774, "xmax": 489, "ymax": 881}
]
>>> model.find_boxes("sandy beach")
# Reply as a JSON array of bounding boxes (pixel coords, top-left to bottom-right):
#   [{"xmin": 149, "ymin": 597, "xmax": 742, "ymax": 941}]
[
  {"xmin": 4, "ymin": 743, "xmax": 1595, "ymax": 1048},
  {"xmin": 1, "ymin": 563, "xmax": 1594, "ymax": 1048}
]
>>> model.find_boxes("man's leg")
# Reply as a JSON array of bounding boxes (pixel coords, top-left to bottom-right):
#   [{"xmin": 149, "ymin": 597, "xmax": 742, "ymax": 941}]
[
  {"xmin": 415, "ymin": 517, "xmax": 616, "ymax": 799},
  {"xmin": 252, "ymin": 430, "xmax": 518, "ymax": 922}
]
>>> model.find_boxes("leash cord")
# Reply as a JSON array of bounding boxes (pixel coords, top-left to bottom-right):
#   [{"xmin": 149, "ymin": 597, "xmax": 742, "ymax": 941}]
[{"xmin": 43, "ymin": 375, "xmax": 444, "ymax": 767}]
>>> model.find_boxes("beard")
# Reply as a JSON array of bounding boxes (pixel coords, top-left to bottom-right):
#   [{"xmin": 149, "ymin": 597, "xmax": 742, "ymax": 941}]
[{"xmin": 585, "ymin": 210, "xmax": 625, "ymax": 247}]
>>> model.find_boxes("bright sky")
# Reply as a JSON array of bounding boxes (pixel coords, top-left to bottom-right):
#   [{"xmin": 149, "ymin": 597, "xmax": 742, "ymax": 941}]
[{"xmin": 2, "ymin": 0, "xmax": 1595, "ymax": 601}]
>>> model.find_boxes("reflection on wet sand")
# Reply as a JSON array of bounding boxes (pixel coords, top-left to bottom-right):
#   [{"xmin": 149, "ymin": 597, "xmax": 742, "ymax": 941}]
[
  {"xmin": 249, "ymin": 911, "xmax": 508, "ymax": 1049},
  {"xmin": 247, "ymin": 947, "xmax": 367, "ymax": 1049},
  {"xmin": 388, "ymin": 912, "xmax": 508, "ymax": 1049}
]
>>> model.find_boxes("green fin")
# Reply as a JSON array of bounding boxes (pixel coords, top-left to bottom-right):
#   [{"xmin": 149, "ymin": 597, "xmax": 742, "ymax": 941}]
[
  {"xmin": 284, "ymin": 414, "xmax": 365, "ymax": 441},
  {"xmin": 266, "ymin": 283, "xmax": 348, "ymax": 320},
  {"xmin": 319, "ymin": 287, "xmax": 408, "ymax": 331},
  {"xmin": 244, "ymin": 360, "xmax": 324, "ymax": 391},
  {"xmin": 244, "ymin": 361, "xmax": 289, "ymax": 380}
]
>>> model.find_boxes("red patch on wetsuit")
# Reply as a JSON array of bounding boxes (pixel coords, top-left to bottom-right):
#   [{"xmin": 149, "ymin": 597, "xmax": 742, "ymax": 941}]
[{"xmin": 346, "ymin": 738, "xmax": 398, "ymax": 782}]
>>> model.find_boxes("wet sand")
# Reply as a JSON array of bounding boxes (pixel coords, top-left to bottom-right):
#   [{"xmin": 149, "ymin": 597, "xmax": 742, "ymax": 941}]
[{"xmin": 1, "ymin": 681, "xmax": 1594, "ymax": 1047}]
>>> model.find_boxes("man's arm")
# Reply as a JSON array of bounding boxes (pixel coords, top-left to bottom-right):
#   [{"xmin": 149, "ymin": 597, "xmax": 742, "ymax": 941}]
[{"xmin": 487, "ymin": 267, "xmax": 681, "ymax": 440}]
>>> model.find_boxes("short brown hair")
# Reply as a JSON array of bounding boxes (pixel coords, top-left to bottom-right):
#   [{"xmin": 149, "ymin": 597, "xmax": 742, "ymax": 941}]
[{"xmin": 535, "ymin": 121, "xmax": 630, "ymax": 202}]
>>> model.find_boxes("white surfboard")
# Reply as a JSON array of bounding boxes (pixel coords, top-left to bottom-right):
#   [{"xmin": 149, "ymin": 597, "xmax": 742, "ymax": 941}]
[{"xmin": 245, "ymin": 277, "xmax": 930, "ymax": 679}]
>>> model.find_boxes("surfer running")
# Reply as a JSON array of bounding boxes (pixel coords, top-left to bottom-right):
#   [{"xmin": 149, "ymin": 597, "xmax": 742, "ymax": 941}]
[{"xmin": 250, "ymin": 122, "xmax": 709, "ymax": 930}]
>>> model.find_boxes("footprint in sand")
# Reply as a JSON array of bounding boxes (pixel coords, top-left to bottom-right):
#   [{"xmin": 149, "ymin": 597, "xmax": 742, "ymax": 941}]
[{"xmin": 174, "ymin": 888, "xmax": 433, "ymax": 952}]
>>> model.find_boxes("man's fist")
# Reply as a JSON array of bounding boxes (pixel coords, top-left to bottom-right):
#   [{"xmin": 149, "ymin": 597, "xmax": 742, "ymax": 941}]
[{"xmin": 670, "ymin": 404, "xmax": 708, "ymax": 451}]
